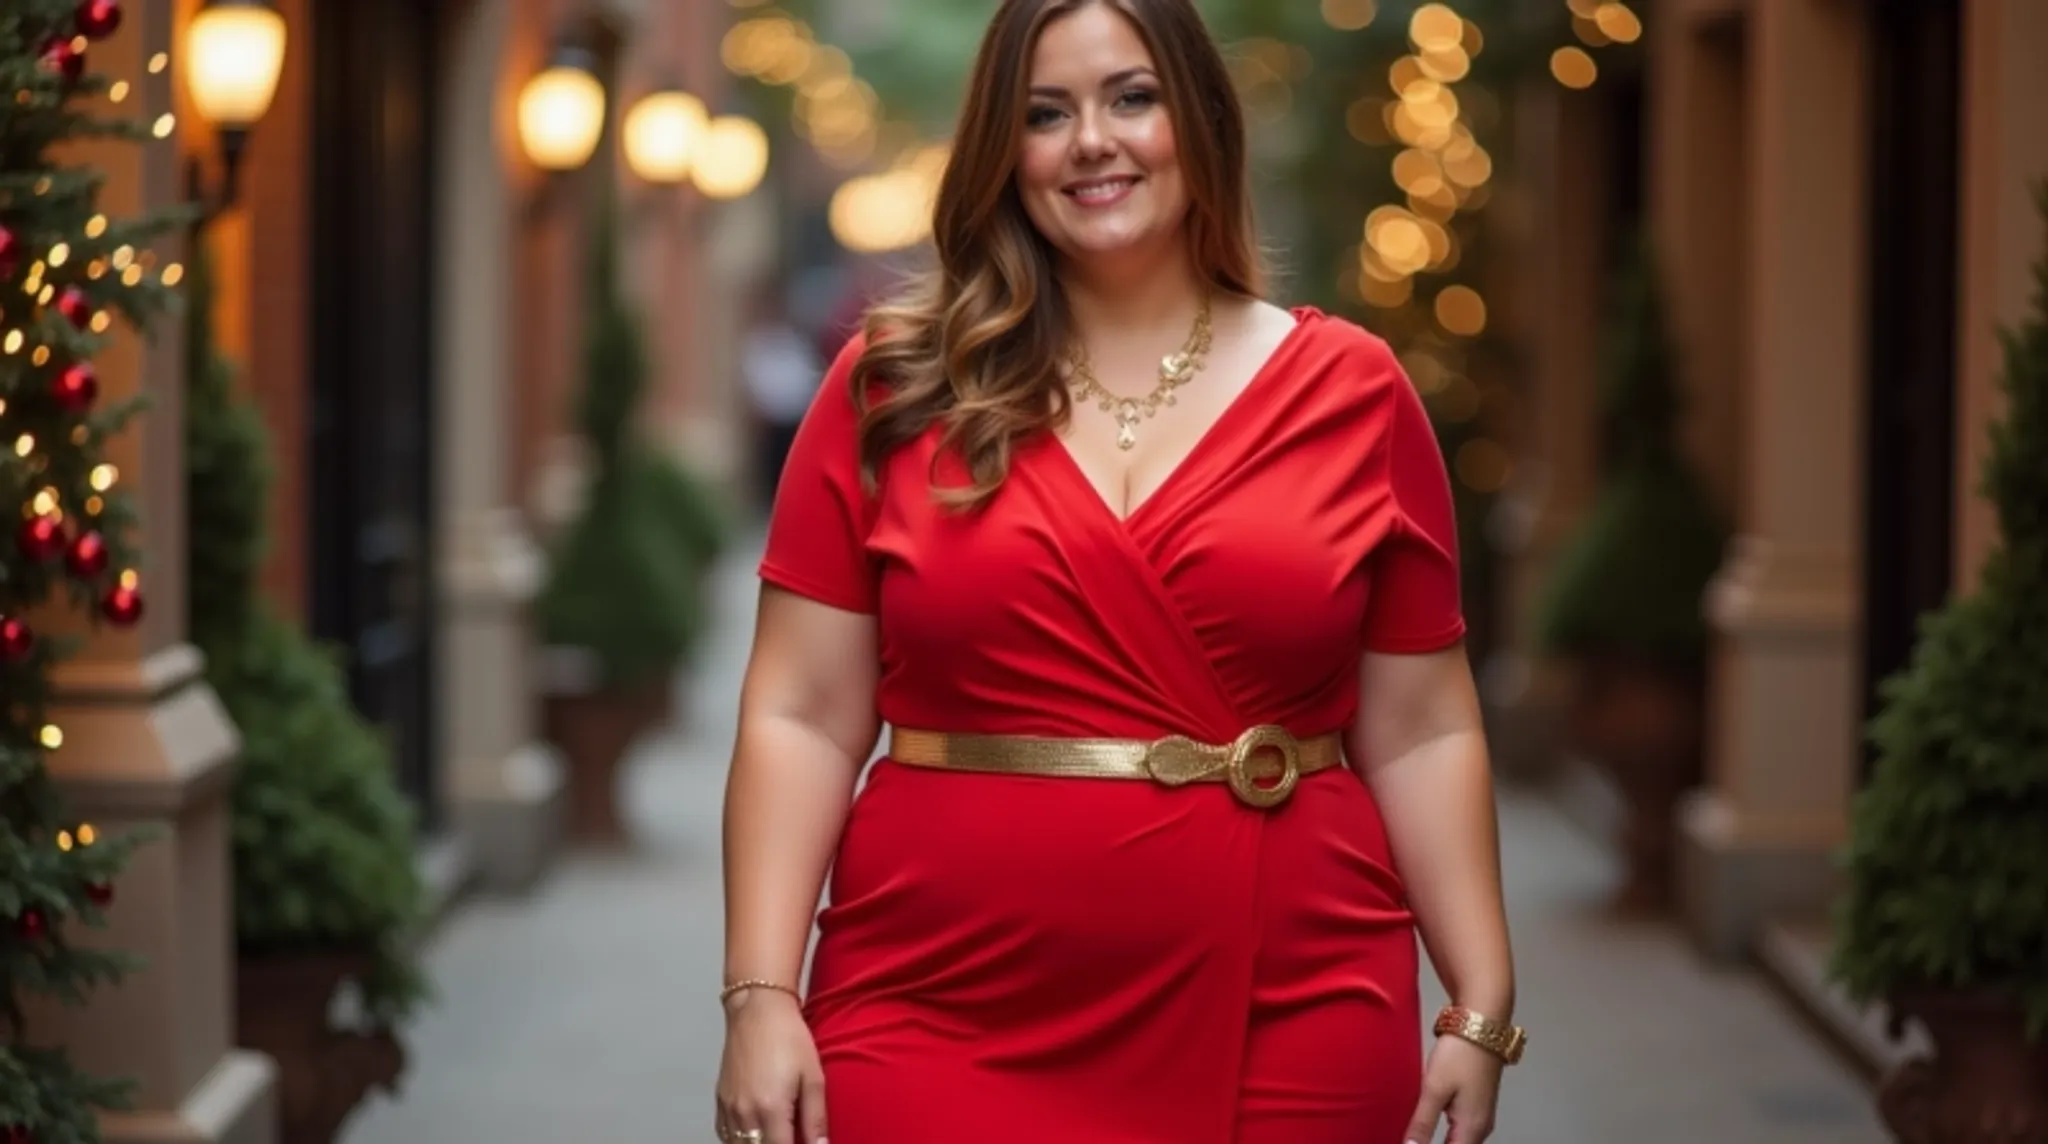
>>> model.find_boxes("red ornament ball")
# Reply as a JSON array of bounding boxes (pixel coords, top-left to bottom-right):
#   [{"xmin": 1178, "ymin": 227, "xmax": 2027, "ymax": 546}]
[
  {"xmin": 56, "ymin": 286, "xmax": 93, "ymax": 329},
  {"xmin": 0, "ymin": 616, "xmax": 32, "ymax": 662},
  {"xmin": 85, "ymin": 882, "xmax": 115, "ymax": 907},
  {"xmin": 66, "ymin": 531, "xmax": 109, "ymax": 579},
  {"xmin": 40, "ymin": 35, "xmax": 85, "ymax": 83},
  {"xmin": 18, "ymin": 516, "xmax": 66, "ymax": 562},
  {"xmin": 17, "ymin": 908, "xmax": 47, "ymax": 941},
  {"xmin": 75, "ymin": 0, "xmax": 123, "ymax": 40},
  {"xmin": 0, "ymin": 224, "xmax": 18, "ymax": 279},
  {"xmin": 102, "ymin": 583, "xmax": 144, "ymax": 626},
  {"xmin": 51, "ymin": 361, "xmax": 98, "ymax": 412}
]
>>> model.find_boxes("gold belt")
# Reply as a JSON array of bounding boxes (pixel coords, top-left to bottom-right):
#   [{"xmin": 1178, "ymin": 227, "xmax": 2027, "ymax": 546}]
[{"xmin": 885, "ymin": 725, "xmax": 1343, "ymax": 810}]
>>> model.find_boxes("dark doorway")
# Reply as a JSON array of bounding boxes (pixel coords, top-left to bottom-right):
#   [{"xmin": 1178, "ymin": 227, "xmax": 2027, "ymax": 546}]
[
  {"xmin": 309, "ymin": 0, "xmax": 444, "ymax": 828},
  {"xmin": 1859, "ymin": 0, "xmax": 1961, "ymax": 781}
]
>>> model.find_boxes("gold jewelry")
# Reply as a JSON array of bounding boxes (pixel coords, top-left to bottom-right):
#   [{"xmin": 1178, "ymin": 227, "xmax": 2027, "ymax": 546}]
[
  {"xmin": 888, "ymin": 725, "xmax": 1342, "ymax": 810},
  {"xmin": 1433, "ymin": 1004, "xmax": 1528, "ymax": 1065},
  {"xmin": 720, "ymin": 1129, "xmax": 765, "ymax": 1144},
  {"xmin": 719, "ymin": 978, "xmax": 801, "ymax": 1007},
  {"xmin": 1066, "ymin": 295, "xmax": 1214, "ymax": 451}
]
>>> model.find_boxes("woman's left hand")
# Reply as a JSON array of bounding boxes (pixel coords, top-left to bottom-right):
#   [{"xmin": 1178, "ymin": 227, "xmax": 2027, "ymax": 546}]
[{"xmin": 1403, "ymin": 1035, "xmax": 1504, "ymax": 1144}]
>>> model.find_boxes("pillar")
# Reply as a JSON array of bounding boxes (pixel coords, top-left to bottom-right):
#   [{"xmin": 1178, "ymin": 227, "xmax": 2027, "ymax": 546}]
[
  {"xmin": 1953, "ymin": 0, "xmax": 2048, "ymax": 586},
  {"xmin": 1678, "ymin": 0, "xmax": 1870, "ymax": 960},
  {"xmin": 1484, "ymin": 76, "xmax": 1611, "ymax": 779},
  {"xmin": 27, "ymin": 2, "xmax": 277, "ymax": 1141},
  {"xmin": 436, "ymin": 0, "xmax": 564, "ymax": 891},
  {"xmin": 1648, "ymin": 0, "xmax": 1748, "ymax": 514}
]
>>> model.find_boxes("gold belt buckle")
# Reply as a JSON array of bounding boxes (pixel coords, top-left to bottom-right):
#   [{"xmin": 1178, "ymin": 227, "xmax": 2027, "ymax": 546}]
[{"xmin": 1143, "ymin": 725, "xmax": 1302, "ymax": 809}]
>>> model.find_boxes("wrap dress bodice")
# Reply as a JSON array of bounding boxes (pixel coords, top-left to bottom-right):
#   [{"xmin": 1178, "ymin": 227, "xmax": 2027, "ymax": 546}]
[{"xmin": 756, "ymin": 307, "xmax": 1466, "ymax": 1144}]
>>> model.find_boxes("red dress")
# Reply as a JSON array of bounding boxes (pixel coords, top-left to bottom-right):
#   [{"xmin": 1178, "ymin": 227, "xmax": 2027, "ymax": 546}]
[{"xmin": 758, "ymin": 307, "xmax": 1466, "ymax": 1144}]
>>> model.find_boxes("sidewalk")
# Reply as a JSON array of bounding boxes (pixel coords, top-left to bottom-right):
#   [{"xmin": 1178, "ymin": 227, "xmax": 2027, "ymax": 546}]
[{"xmin": 342, "ymin": 542, "xmax": 1887, "ymax": 1144}]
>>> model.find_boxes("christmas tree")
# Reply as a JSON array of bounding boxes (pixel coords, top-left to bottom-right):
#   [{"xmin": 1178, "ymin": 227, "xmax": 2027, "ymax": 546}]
[
  {"xmin": 1, "ymin": 0, "xmax": 184, "ymax": 1139},
  {"xmin": 1830, "ymin": 185, "xmax": 2048, "ymax": 1040}
]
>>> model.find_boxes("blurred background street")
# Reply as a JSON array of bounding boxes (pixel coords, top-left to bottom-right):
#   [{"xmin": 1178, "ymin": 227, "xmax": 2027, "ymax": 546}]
[{"xmin": 7, "ymin": 0, "xmax": 2045, "ymax": 1142}]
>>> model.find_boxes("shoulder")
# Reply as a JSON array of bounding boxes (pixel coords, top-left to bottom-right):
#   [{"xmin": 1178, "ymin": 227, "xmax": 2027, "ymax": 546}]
[
  {"xmin": 1294, "ymin": 309, "xmax": 1402, "ymax": 375},
  {"xmin": 1272, "ymin": 309, "xmax": 1412, "ymax": 413}
]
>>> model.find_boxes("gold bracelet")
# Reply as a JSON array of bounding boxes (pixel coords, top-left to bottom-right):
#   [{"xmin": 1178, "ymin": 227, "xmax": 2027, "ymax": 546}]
[
  {"xmin": 1433, "ymin": 1005, "xmax": 1528, "ymax": 1065},
  {"xmin": 719, "ymin": 978, "xmax": 802, "ymax": 1007}
]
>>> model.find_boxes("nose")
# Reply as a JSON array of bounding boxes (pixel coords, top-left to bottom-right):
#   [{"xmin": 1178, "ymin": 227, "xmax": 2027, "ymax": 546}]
[{"xmin": 1070, "ymin": 106, "xmax": 1116, "ymax": 162}]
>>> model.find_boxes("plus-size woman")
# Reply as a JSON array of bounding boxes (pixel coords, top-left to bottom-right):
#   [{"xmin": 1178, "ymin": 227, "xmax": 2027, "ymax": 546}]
[{"xmin": 716, "ymin": 2, "xmax": 1524, "ymax": 1142}]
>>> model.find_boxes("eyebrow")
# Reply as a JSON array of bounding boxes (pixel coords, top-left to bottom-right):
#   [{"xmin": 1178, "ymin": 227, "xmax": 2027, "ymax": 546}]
[{"xmin": 1028, "ymin": 67, "xmax": 1157, "ymax": 98}]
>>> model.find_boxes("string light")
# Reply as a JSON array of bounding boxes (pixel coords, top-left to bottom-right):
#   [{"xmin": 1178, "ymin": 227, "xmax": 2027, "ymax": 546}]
[
  {"xmin": 40, "ymin": 725, "xmax": 63, "ymax": 750},
  {"xmin": 90, "ymin": 464, "xmax": 118, "ymax": 491}
]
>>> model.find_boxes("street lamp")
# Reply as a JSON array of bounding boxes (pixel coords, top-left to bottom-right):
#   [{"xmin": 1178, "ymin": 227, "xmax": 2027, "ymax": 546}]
[
  {"xmin": 622, "ymin": 86, "xmax": 708, "ymax": 185},
  {"xmin": 516, "ymin": 42, "xmax": 606, "ymax": 172},
  {"xmin": 690, "ymin": 115, "xmax": 769, "ymax": 200},
  {"xmin": 182, "ymin": 0, "xmax": 287, "ymax": 221}
]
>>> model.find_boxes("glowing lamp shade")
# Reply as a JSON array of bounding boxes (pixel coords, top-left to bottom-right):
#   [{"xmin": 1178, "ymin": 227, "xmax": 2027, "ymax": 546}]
[
  {"xmin": 517, "ymin": 52, "xmax": 606, "ymax": 172},
  {"xmin": 184, "ymin": 0, "xmax": 287, "ymax": 129},
  {"xmin": 691, "ymin": 115, "xmax": 770, "ymax": 200},
  {"xmin": 623, "ymin": 89, "xmax": 708, "ymax": 184}
]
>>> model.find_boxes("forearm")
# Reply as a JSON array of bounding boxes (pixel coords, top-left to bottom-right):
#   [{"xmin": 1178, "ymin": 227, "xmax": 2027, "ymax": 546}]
[
  {"xmin": 721, "ymin": 713, "xmax": 867, "ymax": 988},
  {"xmin": 1364, "ymin": 729, "xmax": 1516, "ymax": 1018}
]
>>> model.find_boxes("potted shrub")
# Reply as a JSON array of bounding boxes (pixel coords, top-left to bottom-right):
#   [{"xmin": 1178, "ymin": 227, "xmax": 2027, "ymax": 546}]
[
  {"xmin": 184, "ymin": 253, "xmax": 429, "ymax": 1144},
  {"xmin": 535, "ymin": 215, "xmax": 709, "ymax": 845},
  {"xmin": 1533, "ymin": 232, "xmax": 1729, "ymax": 913},
  {"xmin": 1829, "ymin": 187, "xmax": 2048, "ymax": 1142}
]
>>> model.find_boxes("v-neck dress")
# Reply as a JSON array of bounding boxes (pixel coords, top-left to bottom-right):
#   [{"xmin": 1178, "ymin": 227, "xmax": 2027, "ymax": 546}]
[{"xmin": 756, "ymin": 307, "xmax": 1466, "ymax": 1144}]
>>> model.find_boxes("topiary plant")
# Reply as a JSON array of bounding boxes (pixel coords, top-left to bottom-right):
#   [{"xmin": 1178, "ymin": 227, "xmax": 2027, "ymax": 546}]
[
  {"xmin": 533, "ymin": 207, "xmax": 706, "ymax": 689},
  {"xmin": 1534, "ymin": 231, "xmax": 1729, "ymax": 673},
  {"xmin": 182, "ymin": 250, "xmax": 428, "ymax": 1026},
  {"xmin": 1829, "ymin": 185, "xmax": 2048, "ymax": 1042}
]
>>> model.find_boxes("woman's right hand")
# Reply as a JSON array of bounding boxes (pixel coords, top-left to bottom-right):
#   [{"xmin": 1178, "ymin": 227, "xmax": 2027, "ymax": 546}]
[{"xmin": 715, "ymin": 990, "xmax": 828, "ymax": 1144}]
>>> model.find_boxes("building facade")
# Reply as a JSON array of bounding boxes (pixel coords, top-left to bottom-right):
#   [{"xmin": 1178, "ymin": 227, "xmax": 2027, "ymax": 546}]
[
  {"xmin": 1504, "ymin": 0, "xmax": 2048, "ymax": 1066},
  {"xmin": 42, "ymin": 0, "xmax": 754, "ymax": 1139}
]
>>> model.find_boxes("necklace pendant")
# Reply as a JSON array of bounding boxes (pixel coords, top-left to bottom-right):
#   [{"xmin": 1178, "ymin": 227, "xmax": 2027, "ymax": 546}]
[{"xmin": 1116, "ymin": 422, "xmax": 1137, "ymax": 450}]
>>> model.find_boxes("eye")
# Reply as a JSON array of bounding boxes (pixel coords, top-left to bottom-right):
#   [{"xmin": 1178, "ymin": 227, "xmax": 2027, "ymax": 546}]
[
  {"xmin": 1025, "ymin": 104, "xmax": 1065, "ymax": 129},
  {"xmin": 1115, "ymin": 87, "xmax": 1160, "ymax": 111}
]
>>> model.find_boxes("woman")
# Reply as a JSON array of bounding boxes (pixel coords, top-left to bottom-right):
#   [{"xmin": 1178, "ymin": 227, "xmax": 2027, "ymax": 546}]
[{"xmin": 718, "ymin": 2, "xmax": 1522, "ymax": 1142}]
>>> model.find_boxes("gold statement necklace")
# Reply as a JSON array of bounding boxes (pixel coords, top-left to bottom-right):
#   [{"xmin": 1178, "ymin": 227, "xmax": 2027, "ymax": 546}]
[{"xmin": 1066, "ymin": 296, "xmax": 1215, "ymax": 451}]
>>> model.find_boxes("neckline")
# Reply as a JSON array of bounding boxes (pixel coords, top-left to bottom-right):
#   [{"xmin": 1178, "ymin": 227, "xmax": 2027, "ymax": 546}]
[{"xmin": 1046, "ymin": 305, "xmax": 1322, "ymax": 530}]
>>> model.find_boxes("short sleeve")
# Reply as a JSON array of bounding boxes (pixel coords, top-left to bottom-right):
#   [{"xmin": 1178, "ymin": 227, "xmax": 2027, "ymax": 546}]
[
  {"xmin": 757, "ymin": 336, "xmax": 878, "ymax": 614},
  {"xmin": 1360, "ymin": 362, "xmax": 1467, "ymax": 653}
]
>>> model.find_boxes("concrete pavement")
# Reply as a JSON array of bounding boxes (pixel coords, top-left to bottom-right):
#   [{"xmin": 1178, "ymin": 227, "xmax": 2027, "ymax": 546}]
[{"xmin": 342, "ymin": 542, "xmax": 1887, "ymax": 1143}]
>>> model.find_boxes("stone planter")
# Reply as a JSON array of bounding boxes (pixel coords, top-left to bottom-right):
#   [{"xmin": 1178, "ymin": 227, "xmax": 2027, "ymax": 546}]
[
  {"xmin": 542, "ymin": 673, "xmax": 674, "ymax": 846},
  {"xmin": 1561, "ymin": 652, "xmax": 1706, "ymax": 913},
  {"xmin": 236, "ymin": 948, "xmax": 406, "ymax": 1144},
  {"xmin": 1879, "ymin": 989, "xmax": 2048, "ymax": 1143}
]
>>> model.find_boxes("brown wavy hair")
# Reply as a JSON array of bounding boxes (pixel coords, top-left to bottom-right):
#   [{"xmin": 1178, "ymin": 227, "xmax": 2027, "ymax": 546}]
[{"xmin": 851, "ymin": 0, "xmax": 1264, "ymax": 508}]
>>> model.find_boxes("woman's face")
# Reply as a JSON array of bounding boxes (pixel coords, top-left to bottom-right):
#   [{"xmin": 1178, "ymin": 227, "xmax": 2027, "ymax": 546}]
[{"xmin": 1016, "ymin": 4, "xmax": 1188, "ymax": 271}]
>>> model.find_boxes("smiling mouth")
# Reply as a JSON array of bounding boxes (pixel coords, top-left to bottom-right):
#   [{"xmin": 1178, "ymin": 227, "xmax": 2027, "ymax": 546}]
[{"xmin": 1064, "ymin": 176, "xmax": 1140, "ymax": 205}]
